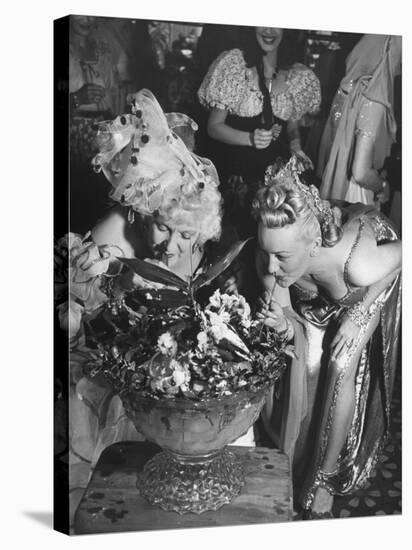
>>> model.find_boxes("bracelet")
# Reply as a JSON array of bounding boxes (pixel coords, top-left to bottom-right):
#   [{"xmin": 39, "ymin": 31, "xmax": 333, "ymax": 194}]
[
  {"xmin": 249, "ymin": 131, "xmax": 255, "ymax": 148},
  {"xmin": 346, "ymin": 302, "xmax": 370, "ymax": 330},
  {"xmin": 368, "ymin": 296, "xmax": 385, "ymax": 317}
]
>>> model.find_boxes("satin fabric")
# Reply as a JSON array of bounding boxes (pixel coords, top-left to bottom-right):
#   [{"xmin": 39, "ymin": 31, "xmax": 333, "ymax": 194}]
[{"xmin": 261, "ymin": 206, "xmax": 401, "ymax": 507}]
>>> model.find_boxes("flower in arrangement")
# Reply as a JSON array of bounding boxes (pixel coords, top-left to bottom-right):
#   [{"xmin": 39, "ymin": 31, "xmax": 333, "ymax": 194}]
[
  {"xmin": 215, "ymin": 379, "xmax": 230, "ymax": 395},
  {"xmin": 232, "ymin": 294, "xmax": 252, "ymax": 330},
  {"xmin": 207, "ymin": 289, "xmax": 251, "ymax": 331},
  {"xmin": 57, "ymin": 300, "xmax": 84, "ymax": 342},
  {"xmin": 202, "ymin": 309, "xmax": 250, "ymax": 358},
  {"xmin": 196, "ymin": 331, "xmax": 209, "ymax": 353},
  {"xmin": 67, "ymin": 237, "xmax": 291, "ymax": 400},
  {"xmin": 157, "ymin": 331, "xmax": 178, "ymax": 357},
  {"xmin": 148, "ymin": 355, "xmax": 191, "ymax": 396},
  {"xmin": 55, "ymin": 232, "xmax": 124, "ymax": 343}
]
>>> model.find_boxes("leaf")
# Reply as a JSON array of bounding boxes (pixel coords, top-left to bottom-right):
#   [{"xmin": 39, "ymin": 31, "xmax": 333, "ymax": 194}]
[
  {"xmin": 134, "ymin": 288, "xmax": 190, "ymax": 308},
  {"xmin": 216, "ymin": 337, "xmax": 251, "ymax": 362},
  {"xmin": 192, "ymin": 238, "xmax": 252, "ymax": 290},
  {"xmin": 165, "ymin": 318, "xmax": 194, "ymax": 336},
  {"xmin": 119, "ymin": 257, "xmax": 188, "ymax": 290}
]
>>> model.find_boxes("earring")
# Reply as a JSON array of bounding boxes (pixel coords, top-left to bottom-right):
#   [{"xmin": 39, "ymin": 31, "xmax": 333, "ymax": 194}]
[
  {"xmin": 310, "ymin": 237, "xmax": 321, "ymax": 257},
  {"xmin": 127, "ymin": 208, "xmax": 135, "ymax": 225},
  {"xmin": 192, "ymin": 242, "xmax": 203, "ymax": 254}
]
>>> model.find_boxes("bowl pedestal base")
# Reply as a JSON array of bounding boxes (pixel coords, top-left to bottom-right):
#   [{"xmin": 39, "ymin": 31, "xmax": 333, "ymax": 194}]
[{"xmin": 137, "ymin": 447, "xmax": 244, "ymax": 514}]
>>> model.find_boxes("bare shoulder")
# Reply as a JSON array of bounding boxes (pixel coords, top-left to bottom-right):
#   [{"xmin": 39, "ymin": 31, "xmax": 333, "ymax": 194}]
[
  {"xmin": 92, "ymin": 206, "xmax": 139, "ymax": 258},
  {"xmin": 337, "ymin": 216, "xmax": 376, "ymax": 263},
  {"xmin": 344, "ymin": 216, "xmax": 400, "ymax": 286},
  {"xmin": 321, "ymin": 215, "xmax": 374, "ymax": 273},
  {"xmin": 92, "ymin": 205, "xmax": 127, "ymax": 244}
]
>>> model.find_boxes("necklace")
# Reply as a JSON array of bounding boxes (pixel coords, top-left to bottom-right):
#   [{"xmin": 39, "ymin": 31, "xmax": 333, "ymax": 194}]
[{"xmin": 264, "ymin": 71, "xmax": 277, "ymax": 93}]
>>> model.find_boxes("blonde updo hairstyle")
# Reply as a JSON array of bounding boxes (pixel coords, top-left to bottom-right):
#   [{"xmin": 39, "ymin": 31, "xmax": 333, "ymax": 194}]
[
  {"xmin": 92, "ymin": 89, "xmax": 223, "ymax": 247},
  {"xmin": 252, "ymin": 177, "xmax": 343, "ymax": 248},
  {"xmin": 149, "ymin": 171, "xmax": 223, "ymax": 246}
]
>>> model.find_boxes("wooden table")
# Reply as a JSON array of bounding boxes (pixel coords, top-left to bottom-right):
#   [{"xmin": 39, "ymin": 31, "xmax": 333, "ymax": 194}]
[{"xmin": 74, "ymin": 441, "xmax": 292, "ymax": 534}]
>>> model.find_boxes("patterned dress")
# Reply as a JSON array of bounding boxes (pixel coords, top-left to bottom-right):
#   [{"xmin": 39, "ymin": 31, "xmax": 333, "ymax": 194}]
[{"xmin": 198, "ymin": 48, "xmax": 321, "ymax": 184}]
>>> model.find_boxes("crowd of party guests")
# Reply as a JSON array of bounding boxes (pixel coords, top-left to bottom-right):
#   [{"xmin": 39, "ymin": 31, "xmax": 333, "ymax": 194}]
[
  {"xmin": 197, "ymin": 28, "xmax": 401, "ymax": 235},
  {"xmin": 61, "ymin": 18, "xmax": 402, "ymax": 528},
  {"xmin": 68, "ymin": 19, "xmax": 401, "ymax": 236}
]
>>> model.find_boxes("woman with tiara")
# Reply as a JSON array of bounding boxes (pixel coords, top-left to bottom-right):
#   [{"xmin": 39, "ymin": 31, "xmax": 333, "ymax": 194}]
[
  {"xmin": 60, "ymin": 89, "xmax": 254, "ymax": 525},
  {"xmin": 317, "ymin": 34, "xmax": 401, "ymax": 207},
  {"xmin": 253, "ymin": 157, "xmax": 401, "ymax": 518}
]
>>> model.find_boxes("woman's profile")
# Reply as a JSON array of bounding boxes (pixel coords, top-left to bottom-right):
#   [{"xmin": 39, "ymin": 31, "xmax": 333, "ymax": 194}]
[
  {"xmin": 65, "ymin": 89, "xmax": 253, "ymax": 524},
  {"xmin": 253, "ymin": 157, "xmax": 401, "ymax": 518}
]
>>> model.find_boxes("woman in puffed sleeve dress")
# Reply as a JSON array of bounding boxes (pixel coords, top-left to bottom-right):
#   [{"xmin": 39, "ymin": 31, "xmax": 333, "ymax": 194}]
[{"xmin": 198, "ymin": 27, "xmax": 321, "ymax": 235}]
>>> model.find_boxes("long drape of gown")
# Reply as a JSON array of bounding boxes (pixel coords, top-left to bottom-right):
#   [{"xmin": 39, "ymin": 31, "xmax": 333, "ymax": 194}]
[{"xmin": 261, "ymin": 205, "xmax": 401, "ymax": 508}]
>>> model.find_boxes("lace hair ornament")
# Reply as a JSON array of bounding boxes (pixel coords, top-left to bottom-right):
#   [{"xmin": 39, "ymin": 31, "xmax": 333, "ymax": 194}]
[
  {"xmin": 264, "ymin": 155, "xmax": 336, "ymax": 234},
  {"xmin": 91, "ymin": 89, "xmax": 220, "ymax": 219}
]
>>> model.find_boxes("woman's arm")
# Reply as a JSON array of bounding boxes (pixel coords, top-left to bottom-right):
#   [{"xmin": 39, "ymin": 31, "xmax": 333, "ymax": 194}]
[
  {"xmin": 358, "ymin": 267, "xmax": 401, "ymax": 310},
  {"xmin": 331, "ymin": 263, "xmax": 401, "ymax": 361},
  {"xmin": 287, "ymin": 119, "xmax": 301, "ymax": 152},
  {"xmin": 287, "ymin": 119, "xmax": 313, "ymax": 168},
  {"xmin": 207, "ymin": 108, "xmax": 273, "ymax": 149},
  {"xmin": 207, "ymin": 108, "xmax": 251, "ymax": 146},
  {"xmin": 350, "ymin": 99, "xmax": 389, "ymax": 193},
  {"xmin": 330, "ymin": 231, "xmax": 401, "ymax": 359},
  {"xmin": 351, "ymin": 134, "xmax": 386, "ymax": 192},
  {"xmin": 91, "ymin": 206, "xmax": 136, "ymax": 258},
  {"xmin": 348, "ymin": 239, "xmax": 401, "ymax": 288}
]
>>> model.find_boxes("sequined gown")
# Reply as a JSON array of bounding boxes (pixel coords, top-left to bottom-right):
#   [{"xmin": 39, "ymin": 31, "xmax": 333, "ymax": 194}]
[{"xmin": 261, "ymin": 204, "xmax": 401, "ymax": 509}]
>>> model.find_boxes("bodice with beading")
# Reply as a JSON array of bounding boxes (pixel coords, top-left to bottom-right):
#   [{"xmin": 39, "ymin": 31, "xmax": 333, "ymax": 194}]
[{"xmin": 291, "ymin": 208, "xmax": 398, "ymax": 318}]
